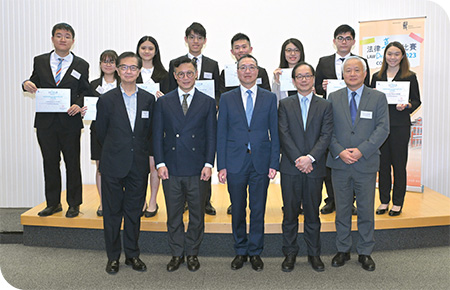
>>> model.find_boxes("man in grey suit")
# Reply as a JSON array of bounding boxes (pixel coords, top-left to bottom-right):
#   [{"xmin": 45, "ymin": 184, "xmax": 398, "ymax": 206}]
[
  {"xmin": 278, "ymin": 62, "xmax": 333, "ymax": 272},
  {"xmin": 327, "ymin": 56, "xmax": 389, "ymax": 271}
]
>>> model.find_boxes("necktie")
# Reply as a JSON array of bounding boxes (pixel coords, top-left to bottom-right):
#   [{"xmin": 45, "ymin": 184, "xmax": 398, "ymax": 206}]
[
  {"xmin": 339, "ymin": 57, "xmax": 346, "ymax": 63},
  {"xmin": 55, "ymin": 58, "xmax": 63, "ymax": 86},
  {"xmin": 350, "ymin": 91, "xmax": 357, "ymax": 125},
  {"xmin": 192, "ymin": 57, "xmax": 198, "ymax": 64},
  {"xmin": 301, "ymin": 97, "xmax": 308, "ymax": 130},
  {"xmin": 245, "ymin": 90, "xmax": 253, "ymax": 126},
  {"xmin": 182, "ymin": 94, "xmax": 189, "ymax": 115}
]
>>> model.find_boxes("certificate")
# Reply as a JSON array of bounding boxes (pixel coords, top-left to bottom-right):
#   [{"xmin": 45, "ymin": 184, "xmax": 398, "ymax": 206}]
[
  {"xmin": 83, "ymin": 96, "xmax": 99, "ymax": 121},
  {"xmin": 279, "ymin": 68, "xmax": 296, "ymax": 91},
  {"xmin": 224, "ymin": 64, "xmax": 240, "ymax": 87},
  {"xmin": 195, "ymin": 80, "xmax": 215, "ymax": 99},
  {"xmin": 376, "ymin": 81, "xmax": 410, "ymax": 104},
  {"xmin": 137, "ymin": 83, "xmax": 160, "ymax": 99},
  {"xmin": 326, "ymin": 79, "xmax": 347, "ymax": 95},
  {"xmin": 36, "ymin": 88, "xmax": 70, "ymax": 112}
]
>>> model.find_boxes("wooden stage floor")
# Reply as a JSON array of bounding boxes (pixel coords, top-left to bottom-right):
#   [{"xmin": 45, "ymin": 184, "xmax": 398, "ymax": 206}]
[{"xmin": 21, "ymin": 184, "xmax": 450, "ymax": 234}]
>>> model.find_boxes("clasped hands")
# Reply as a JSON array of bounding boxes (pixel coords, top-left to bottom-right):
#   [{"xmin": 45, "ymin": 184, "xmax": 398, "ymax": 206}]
[{"xmin": 339, "ymin": 148, "xmax": 362, "ymax": 165}]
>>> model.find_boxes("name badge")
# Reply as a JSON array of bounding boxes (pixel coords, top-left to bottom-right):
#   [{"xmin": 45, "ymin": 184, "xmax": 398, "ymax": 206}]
[
  {"xmin": 71, "ymin": 69, "xmax": 81, "ymax": 80},
  {"xmin": 256, "ymin": 77, "xmax": 262, "ymax": 85},
  {"xmin": 203, "ymin": 72, "xmax": 213, "ymax": 79},
  {"xmin": 360, "ymin": 111, "xmax": 373, "ymax": 119},
  {"xmin": 141, "ymin": 110, "xmax": 149, "ymax": 119}
]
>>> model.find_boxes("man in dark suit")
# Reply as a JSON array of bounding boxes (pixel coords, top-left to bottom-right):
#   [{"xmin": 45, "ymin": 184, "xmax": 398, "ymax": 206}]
[
  {"xmin": 327, "ymin": 56, "xmax": 389, "ymax": 271},
  {"xmin": 278, "ymin": 62, "xmax": 333, "ymax": 272},
  {"xmin": 153, "ymin": 57, "xmax": 216, "ymax": 272},
  {"xmin": 314, "ymin": 24, "xmax": 370, "ymax": 215},
  {"xmin": 96, "ymin": 52, "xmax": 155, "ymax": 274},
  {"xmin": 217, "ymin": 55, "xmax": 279, "ymax": 272},
  {"xmin": 167, "ymin": 22, "xmax": 219, "ymax": 216},
  {"xmin": 23, "ymin": 23, "xmax": 90, "ymax": 218}
]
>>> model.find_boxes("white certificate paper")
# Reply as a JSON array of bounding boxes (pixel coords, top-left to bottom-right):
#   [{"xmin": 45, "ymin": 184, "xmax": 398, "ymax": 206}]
[
  {"xmin": 279, "ymin": 68, "xmax": 296, "ymax": 91},
  {"xmin": 326, "ymin": 79, "xmax": 347, "ymax": 95},
  {"xmin": 36, "ymin": 88, "xmax": 70, "ymax": 112},
  {"xmin": 224, "ymin": 64, "xmax": 240, "ymax": 87},
  {"xmin": 83, "ymin": 96, "xmax": 99, "ymax": 121},
  {"xmin": 376, "ymin": 81, "xmax": 410, "ymax": 104},
  {"xmin": 137, "ymin": 83, "xmax": 160, "ymax": 99},
  {"xmin": 195, "ymin": 80, "xmax": 215, "ymax": 99}
]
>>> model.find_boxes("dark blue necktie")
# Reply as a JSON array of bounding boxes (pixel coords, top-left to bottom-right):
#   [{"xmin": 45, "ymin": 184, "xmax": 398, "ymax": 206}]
[
  {"xmin": 350, "ymin": 91, "xmax": 357, "ymax": 125},
  {"xmin": 246, "ymin": 90, "xmax": 253, "ymax": 150}
]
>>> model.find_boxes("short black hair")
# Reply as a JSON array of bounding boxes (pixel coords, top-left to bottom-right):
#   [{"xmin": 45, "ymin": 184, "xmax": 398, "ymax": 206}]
[
  {"xmin": 231, "ymin": 33, "xmax": 251, "ymax": 48},
  {"xmin": 116, "ymin": 51, "xmax": 142, "ymax": 69},
  {"xmin": 185, "ymin": 22, "xmax": 206, "ymax": 38},
  {"xmin": 52, "ymin": 22, "xmax": 75, "ymax": 38},
  {"xmin": 291, "ymin": 62, "xmax": 315, "ymax": 79},
  {"xmin": 237, "ymin": 54, "xmax": 258, "ymax": 68},
  {"xmin": 334, "ymin": 24, "xmax": 355, "ymax": 39},
  {"xmin": 173, "ymin": 56, "xmax": 197, "ymax": 71}
]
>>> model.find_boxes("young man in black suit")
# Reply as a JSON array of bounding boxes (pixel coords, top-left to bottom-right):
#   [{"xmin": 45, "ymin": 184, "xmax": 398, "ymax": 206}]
[
  {"xmin": 96, "ymin": 52, "xmax": 155, "ymax": 274},
  {"xmin": 167, "ymin": 22, "xmax": 219, "ymax": 216},
  {"xmin": 23, "ymin": 23, "xmax": 90, "ymax": 218}
]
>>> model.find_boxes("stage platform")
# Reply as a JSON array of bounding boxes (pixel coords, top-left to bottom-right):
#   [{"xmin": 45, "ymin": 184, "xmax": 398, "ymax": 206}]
[{"xmin": 21, "ymin": 184, "xmax": 450, "ymax": 256}]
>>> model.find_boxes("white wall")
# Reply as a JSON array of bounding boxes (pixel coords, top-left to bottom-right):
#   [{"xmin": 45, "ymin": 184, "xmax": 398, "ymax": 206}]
[{"xmin": 1, "ymin": 0, "xmax": 449, "ymax": 207}]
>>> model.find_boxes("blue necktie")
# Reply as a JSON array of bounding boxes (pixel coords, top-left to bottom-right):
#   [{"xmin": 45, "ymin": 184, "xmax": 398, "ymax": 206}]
[
  {"xmin": 246, "ymin": 90, "xmax": 253, "ymax": 150},
  {"xmin": 301, "ymin": 97, "xmax": 308, "ymax": 130},
  {"xmin": 350, "ymin": 91, "xmax": 357, "ymax": 125},
  {"xmin": 55, "ymin": 58, "xmax": 63, "ymax": 86}
]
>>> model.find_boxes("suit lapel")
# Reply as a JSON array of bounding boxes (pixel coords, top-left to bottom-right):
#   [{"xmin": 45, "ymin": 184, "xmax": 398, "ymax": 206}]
[
  {"xmin": 43, "ymin": 53, "xmax": 55, "ymax": 85},
  {"xmin": 354, "ymin": 86, "xmax": 370, "ymax": 127},
  {"xmin": 232, "ymin": 89, "xmax": 248, "ymax": 127},
  {"xmin": 167, "ymin": 91, "xmax": 185, "ymax": 129},
  {"xmin": 59, "ymin": 52, "xmax": 77, "ymax": 86},
  {"xmin": 114, "ymin": 88, "xmax": 134, "ymax": 132},
  {"xmin": 306, "ymin": 95, "xmax": 319, "ymax": 130},
  {"xmin": 290, "ymin": 95, "xmax": 305, "ymax": 132},
  {"xmin": 184, "ymin": 89, "xmax": 202, "ymax": 120},
  {"xmin": 339, "ymin": 89, "xmax": 353, "ymax": 128}
]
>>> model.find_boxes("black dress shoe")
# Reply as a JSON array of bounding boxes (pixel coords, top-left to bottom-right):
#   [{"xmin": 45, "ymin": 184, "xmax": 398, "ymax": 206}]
[
  {"xmin": 144, "ymin": 204, "xmax": 159, "ymax": 218},
  {"xmin": 331, "ymin": 252, "xmax": 350, "ymax": 267},
  {"xmin": 205, "ymin": 203, "xmax": 216, "ymax": 215},
  {"xmin": 187, "ymin": 255, "xmax": 200, "ymax": 271},
  {"xmin": 125, "ymin": 257, "xmax": 147, "ymax": 272},
  {"xmin": 250, "ymin": 255, "xmax": 264, "ymax": 271},
  {"xmin": 352, "ymin": 204, "xmax": 357, "ymax": 215},
  {"xmin": 231, "ymin": 255, "xmax": 247, "ymax": 270},
  {"xmin": 358, "ymin": 255, "xmax": 376, "ymax": 271},
  {"xmin": 227, "ymin": 204, "xmax": 232, "ymax": 215},
  {"xmin": 320, "ymin": 202, "xmax": 335, "ymax": 214},
  {"xmin": 389, "ymin": 207, "xmax": 402, "ymax": 216},
  {"xmin": 167, "ymin": 256, "xmax": 185, "ymax": 272},
  {"xmin": 308, "ymin": 256, "xmax": 325, "ymax": 272},
  {"xmin": 65, "ymin": 206, "xmax": 79, "ymax": 218},
  {"xmin": 376, "ymin": 205, "xmax": 389, "ymax": 215},
  {"xmin": 38, "ymin": 204, "xmax": 62, "ymax": 217},
  {"xmin": 281, "ymin": 254, "xmax": 296, "ymax": 272},
  {"xmin": 105, "ymin": 260, "xmax": 119, "ymax": 274},
  {"xmin": 96, "ymin": 206, "xmax": 103, "ymax": 217}
]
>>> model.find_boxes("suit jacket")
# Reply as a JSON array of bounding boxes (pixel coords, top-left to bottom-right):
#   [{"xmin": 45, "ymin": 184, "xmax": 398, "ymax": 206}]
[
  {"xmin": 219, "ymin": 66, "xmax": 271, "ymax": 96},
  {"xmin": 217, "ymin": 87, "xmax": 280, "ymax": 175},
  {"xmin": 370, "ymin": 70, "xmax": 421, "ymax": 127},
  {"xmin": 315, "ymin": 53, "xmax": 370, "ymax": 98},
  {"xmin": 167, "ymin": 55, "xmax": 220, "ymax": 104},
  {"xmin": 96, "ymin": 87, "xmax": 155, "ymax": 178},
  {"xmin": 278, "ymin": 94, "xmax": 333, "ymax": 178},
  {"xmin": 326, "ymin": 85, "xmax": 389, "ymax": 173},
  {"xmin": 153, "ymin": 88, "xmax": 217, "ymax": 177},
  {"xmin": 26, "ymin": 51, "xmax": 90, "ymax": 130}
]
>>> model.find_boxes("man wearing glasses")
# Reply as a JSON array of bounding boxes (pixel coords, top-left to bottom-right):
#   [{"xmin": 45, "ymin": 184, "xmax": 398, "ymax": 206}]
[
  {"xmin": 314, "ymin": 24, "xmax": 370, "ymax": 216},
  {"xmin": 96, "ymin": 52, "xmax": 155, "ymax": 274},
  {"xmin": 153, "ymin": 56, "xmax": 216, "ymax": 272},
  {"xmin": 217, "ymin": 55, "xmax": 279, "ymax": 272},
  {"xmin": 278, "ymin": 62, "xmax": 333, "ymax": 272}
]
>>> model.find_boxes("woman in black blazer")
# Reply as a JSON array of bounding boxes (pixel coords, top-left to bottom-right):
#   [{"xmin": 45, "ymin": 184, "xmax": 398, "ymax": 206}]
[
  {"xmin": 370, "ymin": 41, "xmax": 421, "ymax": 216},
  {"xmin": 89, "ymin": 50, "xmax": 120, "ymax": 216}
]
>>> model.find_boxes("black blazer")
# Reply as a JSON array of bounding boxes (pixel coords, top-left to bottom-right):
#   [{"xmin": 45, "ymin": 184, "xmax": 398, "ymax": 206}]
[
  {"xmin": 96, "ymin": 87, "xmax": 155, "ymax": 178},
  {"xmin": 315, "ymin": 53, "xmax": 370, "ymax": 98},
  {"xmin": 25, "ymin": 51, "xmax": 90, "ymax": 130},
  {"xmin": 370, "ymin": 70, "xmax": 421, "ymax": 127},
  {"xmin": 219, "ymin": 66, "xmax": 271, "ymax": 96},
  {"xmin": 136, "ymin": 69, "xmax": 169, "ymax": 94}
]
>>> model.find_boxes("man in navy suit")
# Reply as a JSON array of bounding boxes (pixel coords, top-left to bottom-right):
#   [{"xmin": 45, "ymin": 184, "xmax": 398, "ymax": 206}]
[
  {"xmin": 217, "ymin": 54, "xmax": 279, "ymax": 271},
  {"xmin": 96, "ymin": 52, "xmax": 155, "ymax": 274},
  {"xmin": 153, "ymin": 56, "xmax": 216, "ymax": 272},
  {"xmin": 23, "ymin": 23, "xmax": 90, "ymax": 218},
  {"xmin": 167, "ymin": 22, "xmax": 219, "ymax": 216}
]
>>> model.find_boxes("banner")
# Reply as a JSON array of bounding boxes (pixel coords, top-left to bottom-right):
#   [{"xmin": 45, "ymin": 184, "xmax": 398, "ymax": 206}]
[{"xmin": 359, "ymin": 17, "xmax": 425, "ymax": 192}]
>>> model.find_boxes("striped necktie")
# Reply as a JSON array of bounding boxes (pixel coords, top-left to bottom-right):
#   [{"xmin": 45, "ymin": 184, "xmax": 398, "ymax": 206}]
[
  {"xmin": 182, "ymin": 94, "xmax": 189, "ymax": 115},
  {"xmin": 55, "ymin": 58, "xmax": 63, "ymax": 86}
]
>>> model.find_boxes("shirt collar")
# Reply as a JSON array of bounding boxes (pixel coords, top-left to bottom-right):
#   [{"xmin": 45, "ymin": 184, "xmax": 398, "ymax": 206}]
[
  {"xmin": 52, "ymin": 51, "xmax": 73, "ymax": 63},
  {"xmin": 335, "ymin": 52, "xmax": 351, "ymax": 63},
  {"xmin": 120, "ymin": 84, "xmax": 138, "ymax": 97},
  {"xmin": 178, "ymin": 87, "xmax": 196, "ymax": 98},
  {"xmin": 297, "ymin": 91, "xmax": 313, "ymax": 102},
  {"xmin": 240, "ymin": 84, "xmax": 258, "ymax": 97}
]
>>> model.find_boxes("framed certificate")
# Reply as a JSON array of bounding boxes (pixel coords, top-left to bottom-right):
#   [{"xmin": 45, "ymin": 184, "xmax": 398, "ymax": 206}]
[
  {"xmin": 224, "ymin": 64, "xmax": 240, "ymax": 87},
  {"xmin": 83, "ymin": 96, "xmax": 99, "ymax": 121},
  {"xmin": 137, "ymin": 83, "xmax": 160, "ymax": 100},
  {"xmin": 279, "ymin": 68, "xmax": 296, "ymax": 91},
  {"xmin": 195, "ymin": 80, "xmax": 215, "ymax": 99},
  {"xmin": 326, "ymin": 79, "xmax": 347, "ymax": 95},
  {"xmin": 35, "ymin": 88, "xmax": 70, "ymax": 112},
  {"xmin": 376, "ymin": 81, "xmax": 410, "ymax": 104}
]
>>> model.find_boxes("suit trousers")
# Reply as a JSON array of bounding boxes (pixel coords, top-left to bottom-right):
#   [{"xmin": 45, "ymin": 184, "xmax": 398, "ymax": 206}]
[
  {"xmin": 332, "ymin": 167, "xmax": 376, "ymax": 255},
  {"xmin": 101, "ymin": 165, "xmax": 148, "ymax": 261},
  {"xmin": 378, "ymin": 126, "xmax": 410, "ymax": 207},
  {"xmin": 163, "ymin": 175, "xmax": 207, "ymax": 257},
  {"xmin": 227, "ymin": 153, "xmax": 269, "ymax": 256},
  {"xmin": 36, "ymin": 117, "xmax": 82, "ymax": 207},
  {"xmin": 281, "ymin": 173, "xmax": 323, "ymax": 256}
]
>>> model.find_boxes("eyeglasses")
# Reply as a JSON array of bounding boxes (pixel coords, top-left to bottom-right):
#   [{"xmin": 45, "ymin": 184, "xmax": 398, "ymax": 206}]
[
  {"xmin": 101, "ymin": 60, "xmax": 115, "ymax": 65},
  {"xmin": 187, "ymin": 34, "xmax": 205, "ymax": 41},
  {"xmin": 336, "ymin": 36, "xmax": 353, "ymax": 42},
  {"xmin": 117, "ymin": 65, "xmax": 139, "ymax": 72},
  {"xmin": 176, "ymin": 71, "xmax": 195, "ymax": 78},
  {"xmin": 285, "ymin": 48, "xmax": 300, "ymax": 54},
  {"xmin": 295, "ymin": 74, "xmax": 314, "ymax": 80},
  {"xmin": 238, "ymin": 65, "xmax": 258, "ymax": 72}
]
